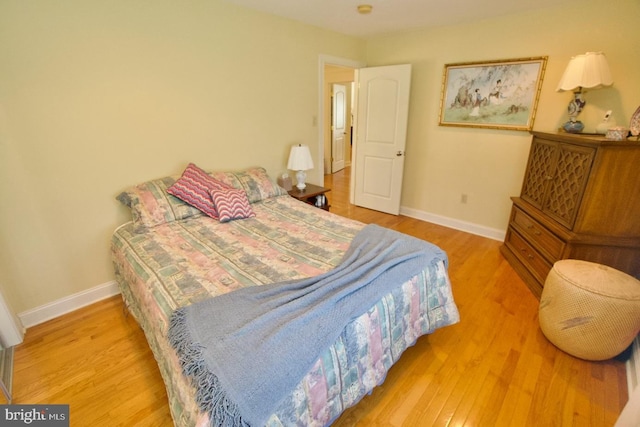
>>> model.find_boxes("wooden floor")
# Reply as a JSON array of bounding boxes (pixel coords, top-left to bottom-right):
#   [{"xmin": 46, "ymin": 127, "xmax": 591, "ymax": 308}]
[{"xmin": 5, "ymin": 167, "xmax": 628, "ymax": 426}]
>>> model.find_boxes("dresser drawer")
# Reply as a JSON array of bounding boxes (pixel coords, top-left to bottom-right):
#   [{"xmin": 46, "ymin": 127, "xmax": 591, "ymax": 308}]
[
  {"xmin": 511, "ymin": 207, "xmax": 565, "ymax": 260},
  {"xmin": 505, "ymin": 227, "xmax": 553, "ymax": 286}
]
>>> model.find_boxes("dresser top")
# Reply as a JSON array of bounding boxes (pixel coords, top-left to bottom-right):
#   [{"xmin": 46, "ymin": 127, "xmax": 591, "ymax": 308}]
[{"xmin": 531, "ymin": 131, "xmax": 640, "ymax": 147}]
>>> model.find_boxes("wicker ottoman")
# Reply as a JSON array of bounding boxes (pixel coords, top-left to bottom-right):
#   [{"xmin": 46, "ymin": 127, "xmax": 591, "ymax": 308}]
[{"xmin": 539, "ymin": 260, "xmax": 640, "ymax": 361}]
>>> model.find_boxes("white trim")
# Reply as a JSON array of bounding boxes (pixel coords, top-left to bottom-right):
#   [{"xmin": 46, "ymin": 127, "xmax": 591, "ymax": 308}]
[
  {"xmin": 399, "ymin": 205, "xmax": 506, "ymax": 242},
  {"xmin": 0, "ymin": 290, "xmax": 24, "ymax": 347},
  {"xmin": 627, "ymin": 337, "xmax": 640, "ymax": 395},
  {"xmin": 318, "ymin": 54, "xmax": 365, "ymax": 187},
  {"xmin": 18, "ymin": 281, "xmax": 120, "ymax": 329}
]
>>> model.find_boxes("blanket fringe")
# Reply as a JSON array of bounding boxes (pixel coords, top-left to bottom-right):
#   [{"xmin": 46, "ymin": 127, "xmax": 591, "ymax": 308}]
[{"xmin": 169, "ymin": 308, "xmax": 250, "ymax": 427}]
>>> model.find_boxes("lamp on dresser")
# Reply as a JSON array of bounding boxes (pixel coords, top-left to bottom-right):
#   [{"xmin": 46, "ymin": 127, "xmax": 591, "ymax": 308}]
[
  {"xmin": 287, "ymin": 144, "xmax": 314, "ymax": 191},
  {"xmin": 556, "ymin": 52, "xmax": 613, "ymax": 133}
]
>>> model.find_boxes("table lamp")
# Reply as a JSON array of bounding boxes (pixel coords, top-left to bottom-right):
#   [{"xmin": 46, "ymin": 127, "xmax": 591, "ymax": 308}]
[
  {"xmin": 556, "ymin": 52, "xmax": 613, "ymax": 133},
  {"xmin": 287, "ymin": 144, "xmax": 314, "ymax": 191}
]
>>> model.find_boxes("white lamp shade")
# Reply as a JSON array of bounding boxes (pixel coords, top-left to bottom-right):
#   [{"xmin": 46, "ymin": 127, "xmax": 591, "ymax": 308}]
[
  {"xmin": 287, "ymin": 144, "xmax": 314, "ymax": 171},
  {"xmin": 556, "ymin": 52, "xmax": 613, "ymax": 92}
]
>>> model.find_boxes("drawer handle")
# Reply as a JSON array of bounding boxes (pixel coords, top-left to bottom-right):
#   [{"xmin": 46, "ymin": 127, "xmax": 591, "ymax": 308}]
[
  {"xmin": 520, "ymin": 247, "xmax": 534, "ymax": 260},
  {"xmin": 526, "ymin": 224, "xmax": 542, "ymax": 236}
]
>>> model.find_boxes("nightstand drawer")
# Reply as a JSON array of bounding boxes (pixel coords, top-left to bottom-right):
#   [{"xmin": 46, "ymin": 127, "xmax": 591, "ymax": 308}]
[
  {"xmin": 511, "ymin": 207, "xmax": 564, "ymax": 260},
  {"xmin": 505, "ymin": 227, "xmax": 553, "ymax": 286}
]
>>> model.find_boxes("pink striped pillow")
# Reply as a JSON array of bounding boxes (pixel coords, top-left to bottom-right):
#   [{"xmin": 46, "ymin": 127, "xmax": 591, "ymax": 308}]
[
  {"xmin": 210, "ymin": 187, "xmax": 255, "ymax": 223},
  {"xmin": 167, "ymin": 163, "xmax": 231, "ymax": 219}
]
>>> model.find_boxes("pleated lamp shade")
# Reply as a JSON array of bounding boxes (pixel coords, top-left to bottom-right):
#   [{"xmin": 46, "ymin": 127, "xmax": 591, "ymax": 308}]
[{"xmin": 556, "ymin": 52, "xmax": 613, "ymax": 92}]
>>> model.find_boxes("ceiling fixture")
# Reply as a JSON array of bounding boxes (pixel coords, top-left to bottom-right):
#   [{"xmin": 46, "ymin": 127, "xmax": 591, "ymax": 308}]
[{"xmin": 357, "ymin": 4, "xmax": 373, "ymax": 14}]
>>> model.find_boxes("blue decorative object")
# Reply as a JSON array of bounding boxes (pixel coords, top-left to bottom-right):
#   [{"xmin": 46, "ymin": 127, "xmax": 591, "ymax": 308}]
[{"xmin": 563, "ymin": 119, "xmax": 585, "ymax": 133}]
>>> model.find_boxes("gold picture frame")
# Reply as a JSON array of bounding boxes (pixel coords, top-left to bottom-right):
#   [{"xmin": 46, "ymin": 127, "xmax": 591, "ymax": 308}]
[{"xmin": 438, "ymin": 56, "xmax": 547, "ymax": 131}]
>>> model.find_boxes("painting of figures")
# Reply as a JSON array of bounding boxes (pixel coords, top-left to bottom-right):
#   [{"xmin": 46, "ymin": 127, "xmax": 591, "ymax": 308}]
[{"xmin": 439, "ymin": 57, "xmax": 547, "ymax": 131}]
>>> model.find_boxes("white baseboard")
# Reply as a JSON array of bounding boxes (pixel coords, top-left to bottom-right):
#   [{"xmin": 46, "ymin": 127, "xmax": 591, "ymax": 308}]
[
  {"xmin": 17, "ymin": 281, "xmax": 121, "ymax": 329},
  {"xmin": 12, "ymin": 221, "xmax": 638, "ymax": 401},
  {"xmin": 399, "ymin": 206, "xmax": 506, "ymax": 242},
  {"xmin": 15, "ymin": 207, "xmax": 498, "ymax": 330}
]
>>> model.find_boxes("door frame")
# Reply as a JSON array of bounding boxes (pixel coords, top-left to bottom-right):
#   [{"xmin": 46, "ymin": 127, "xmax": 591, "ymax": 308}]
[{"xmin": 317, "ymin": 55, "xmax": 365, "ymax": 192}]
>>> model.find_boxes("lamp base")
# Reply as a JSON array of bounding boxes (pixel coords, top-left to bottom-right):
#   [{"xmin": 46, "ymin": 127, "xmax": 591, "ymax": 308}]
[
  {"xmin": 563, "ymin": 91, "xmax": 586, "ymax": 134},
  {"xmin": 295, "ymin": 170, "xmax": 307, "ymax": 190},
  {"xmin": 563, "ymin": 120, "xmax": 585, "ymax": 134}
]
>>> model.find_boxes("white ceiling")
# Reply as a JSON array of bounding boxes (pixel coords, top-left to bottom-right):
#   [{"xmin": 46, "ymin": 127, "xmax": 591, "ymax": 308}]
[{"xmin": 224, "ymin": 0, "xmax": 572, "ymax": 38}]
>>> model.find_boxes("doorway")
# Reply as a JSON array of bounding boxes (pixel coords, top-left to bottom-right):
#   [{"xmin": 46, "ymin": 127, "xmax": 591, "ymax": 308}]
[
  {"xmin": 323, "ymin": 65, "xmax": 355, "ymax": 178},
  {"xmin": 320, "ymin": 59, "xmax": 411, "ymax": 215},
  {"xmin": 318, "ymin": 55, "xmax": 364, "ymax": 200}
]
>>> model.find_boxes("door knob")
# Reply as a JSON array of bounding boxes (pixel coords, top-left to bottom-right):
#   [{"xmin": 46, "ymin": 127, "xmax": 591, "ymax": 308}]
[{"xmin": 396, "ymin": 151, "xmax": 404, "ymax": 157}]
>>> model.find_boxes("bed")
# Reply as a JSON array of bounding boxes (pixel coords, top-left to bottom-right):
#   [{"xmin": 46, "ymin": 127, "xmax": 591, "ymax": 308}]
[{"xmin": 111, "ymin": 164, "xmax": 460, "ymax": 426}]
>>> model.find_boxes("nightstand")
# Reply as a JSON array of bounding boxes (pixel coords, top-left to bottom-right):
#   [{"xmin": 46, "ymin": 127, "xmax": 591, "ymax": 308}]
[{"xmin": 288, "ymin": 184, "xmax": 331, "ymax": 211}]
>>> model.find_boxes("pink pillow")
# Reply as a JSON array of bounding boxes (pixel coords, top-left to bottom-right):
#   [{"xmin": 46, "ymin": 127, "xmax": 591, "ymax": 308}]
[
  {"xmin": 167, "ymin": 163, "xmax": 231, "ymax": 219},
  {"xmin": 210, "ymin": 187, "xmax": 256, "ymax": 223}
]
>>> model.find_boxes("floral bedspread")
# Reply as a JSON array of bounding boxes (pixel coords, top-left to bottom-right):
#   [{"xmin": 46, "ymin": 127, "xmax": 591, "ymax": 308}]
[{"xmin": 111, "ymin": 195, "xmax": 459, "ymax": 426}]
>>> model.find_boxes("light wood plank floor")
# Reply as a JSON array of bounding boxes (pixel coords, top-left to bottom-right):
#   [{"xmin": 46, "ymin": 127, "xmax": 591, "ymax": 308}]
[{"xmin": 4, "ymin": 167, "xmax": 628, "ymax": 426}]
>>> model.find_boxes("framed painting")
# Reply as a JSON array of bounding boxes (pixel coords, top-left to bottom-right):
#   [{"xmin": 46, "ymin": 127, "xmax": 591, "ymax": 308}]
[{"xmin": 438, "ymin": 56, "xmax": 547, "ymax": 131}]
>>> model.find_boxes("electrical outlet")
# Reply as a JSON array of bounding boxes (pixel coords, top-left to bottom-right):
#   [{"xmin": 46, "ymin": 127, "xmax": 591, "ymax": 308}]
[{"xmin": 461, "ymin": 194, "xmax": 468, "ymax": 204}]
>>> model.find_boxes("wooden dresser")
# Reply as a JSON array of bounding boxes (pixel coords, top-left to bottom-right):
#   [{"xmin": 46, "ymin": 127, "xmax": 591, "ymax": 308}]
[{"xmin": 500, "ymin": 131, "xmax": 640, "ymax": 298}]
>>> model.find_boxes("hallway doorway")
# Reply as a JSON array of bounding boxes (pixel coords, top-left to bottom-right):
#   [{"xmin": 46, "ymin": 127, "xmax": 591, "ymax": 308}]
[{"xmin": 318, "ymin": 55, "xmax": 363, "ymax": 202}]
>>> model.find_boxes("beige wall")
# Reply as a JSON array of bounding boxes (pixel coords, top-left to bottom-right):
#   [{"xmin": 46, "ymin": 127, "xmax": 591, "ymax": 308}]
[
  {"xmin": 0, "ymin": 0, "xmax": 365, "ymax": 313},
  {"xmin": 365, "ymin": 0, "xmax": 640, "ymax": 234},
  {"xmin": 1, "ymin": 0, "xmax": 638, "ymax": 316}
]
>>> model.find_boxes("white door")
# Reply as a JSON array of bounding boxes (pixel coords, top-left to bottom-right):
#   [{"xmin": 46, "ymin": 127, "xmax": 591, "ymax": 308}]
[
  {"xmin": 354, "ymin": 64, "xmax": 411, "ymax": 215},
  {"xmin": 331, "ymin": 84, "xmax": 347, "ymax": 173}
]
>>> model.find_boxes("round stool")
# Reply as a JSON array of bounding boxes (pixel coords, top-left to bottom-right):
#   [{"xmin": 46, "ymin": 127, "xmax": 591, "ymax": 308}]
[{"xmin": 539, "ymin": 260, "xmax": 640, "ymax": 361}]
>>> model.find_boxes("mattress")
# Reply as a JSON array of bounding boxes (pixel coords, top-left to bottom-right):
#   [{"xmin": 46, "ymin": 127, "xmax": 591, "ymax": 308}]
[{"xmin": 111, "ymin": 191, "xmax": 459, "ymax": 426}]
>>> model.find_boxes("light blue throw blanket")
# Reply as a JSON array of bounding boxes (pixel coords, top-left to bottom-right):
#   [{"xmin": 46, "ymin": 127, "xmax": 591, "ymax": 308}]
[{"xmin": 169, "ymin": 224, "xmax": 447, "ymax": 426}]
